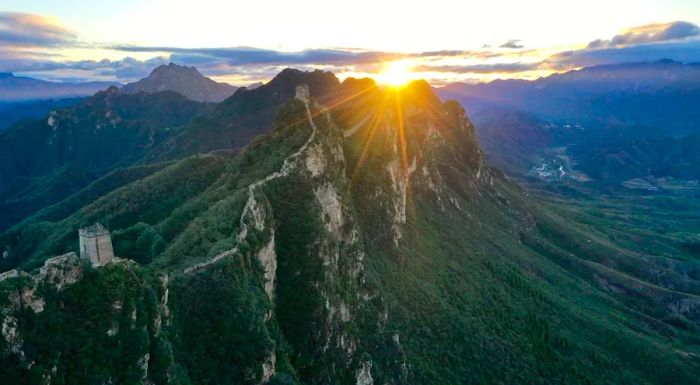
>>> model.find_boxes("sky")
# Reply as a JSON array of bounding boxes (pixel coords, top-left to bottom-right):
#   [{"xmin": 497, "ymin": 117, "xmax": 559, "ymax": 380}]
[{"xmin": 1, "ymin": 0, "xmax": 700, "ymax": 85}]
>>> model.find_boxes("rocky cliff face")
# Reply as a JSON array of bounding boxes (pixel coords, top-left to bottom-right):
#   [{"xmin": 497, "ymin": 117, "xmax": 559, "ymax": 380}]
[{"xmin": 1, "ymin": 72, "xmax": 699, "ymax": 385}]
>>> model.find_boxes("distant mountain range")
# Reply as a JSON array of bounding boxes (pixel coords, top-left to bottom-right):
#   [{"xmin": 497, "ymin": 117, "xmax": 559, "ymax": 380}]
[
  {"xmin": 0, "ymin": 63, "xmax": 240, "ymax": 129},
  {"xmin": 121, "ymin": 63, "xmax": 237, "ymax": 102},
  {"xmin": 437, "ymin": 60, "xmax": 700, "ymax": 185},
  {"xmin": 439, "ymin": 59, "xmax": 700, "ymax": 132},
  {"xmin": 0, "ymin": 72, "xmax": 115, "ymax": 102},
  {"xmin": 0, "ymin": 63, "xmax": 238, "ymax": 105}
]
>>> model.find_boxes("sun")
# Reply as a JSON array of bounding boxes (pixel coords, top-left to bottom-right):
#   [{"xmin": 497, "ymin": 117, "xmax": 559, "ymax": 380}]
[{"xmin": 377, "ymin": 61, "xmax": 414, "ymax": 87}]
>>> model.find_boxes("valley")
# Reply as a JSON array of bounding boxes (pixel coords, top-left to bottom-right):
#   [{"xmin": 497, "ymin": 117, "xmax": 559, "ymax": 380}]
[{"xmin": 437, "ymin": 61, "xmax": 700, "ymax": 196}]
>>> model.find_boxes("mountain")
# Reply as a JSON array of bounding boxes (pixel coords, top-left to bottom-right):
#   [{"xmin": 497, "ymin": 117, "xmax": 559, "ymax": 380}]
[
  {"xmin": 121, "ymin": 63, "xmax": 237, "ymax": 102},
  {"xmin": 437, "ymin": 60, "xmax": 700, "ymax": 183},
  {"xmin": 1, "ymin": 70, "xmax": 698, "ymax": 385},
  {"xmin": 0, "ymin": 72, "xmax": 116, "ymax": 102},
  {"xmin": 0, "ymin": 98, "xmax": 86, "ymax": 131},
  {"xmin": 149, "ymin": 68, "xmax": 342, "ymax": 160},
  {"xmin": 0, "ymin": 69, "xmax": 348, "ymax": 231},
  {"xmin": 0, "ymin": 87, "xmax": 211, "ymax": 231},
  {"xmin": 439, "ymin": 60, "xmax": 700, "ymax": 130}
]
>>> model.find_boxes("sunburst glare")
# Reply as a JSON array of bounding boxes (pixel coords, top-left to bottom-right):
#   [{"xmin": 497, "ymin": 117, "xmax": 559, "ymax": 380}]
[{"xmin": 376, "ymin": 61, "xmax": 415, "ymax": 87}]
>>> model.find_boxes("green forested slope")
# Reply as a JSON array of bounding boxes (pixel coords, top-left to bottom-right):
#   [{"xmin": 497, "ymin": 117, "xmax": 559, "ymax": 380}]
[{"xmin": 1, "ymin": 74, "xmax": 698, "ymax": 385}]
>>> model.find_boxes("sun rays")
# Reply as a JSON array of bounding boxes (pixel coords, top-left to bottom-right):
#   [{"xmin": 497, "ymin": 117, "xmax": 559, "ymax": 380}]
[
  {"xmin": 376, "ymin": 61, "xmax": 416, "ymax": 87},
  {"xmin": 278, "ymin": 70, "xmax": 436, "ymax": 221},
  {"xmin": 341, "ymin": 80, "xmax": 441, "ymax": 238}
]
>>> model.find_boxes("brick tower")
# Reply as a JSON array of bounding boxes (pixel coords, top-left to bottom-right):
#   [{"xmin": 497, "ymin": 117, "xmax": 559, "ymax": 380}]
[{"xmin": 78, "ymin": 223, "xmax": 114, "ymax": 266}]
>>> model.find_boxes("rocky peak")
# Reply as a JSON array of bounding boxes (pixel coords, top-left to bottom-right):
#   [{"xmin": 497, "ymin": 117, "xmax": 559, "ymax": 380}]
[
  {"xmin": 103, "ymin": 85, "xmax": 120, "ymax": 96},
  {"xmin": 339, "ymin": 77, "xmax": 377, "ymax": 94},
  {"xmin": 121, "ymin": 63, "xmax": 236, "ymax": 102},
  {"xmin": 149, "ymin": 63, "xmax": 200, "ymax": 78},
  {"xmin": 264, "ymin": 68, "xmax": 342, "ymax": 101}
]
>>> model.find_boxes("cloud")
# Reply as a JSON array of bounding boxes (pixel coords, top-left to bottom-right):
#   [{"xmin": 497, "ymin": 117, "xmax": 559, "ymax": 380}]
[
  {"xmin": 0, "ymin": 12, "xmax": 528, "ymax": 84},
  {"xmin": 112, "ymin": 45, "xmax": 514, "ymax": 66},
  {"xmin": 500, "ymin": 40, "xmax": 524, "ymax": 49},
  {"xmin": 546, "ymin": 39, "xmax": 700, "ymax": 69},
  {"xmin": 3, "ymin": 13, "xmax": 698, "ymax": 85},
  {"xmin": 544, "ymin": 21, "xmax": 700, "ymax": 70},
  {"xmin": 587, "ymin": 21, "xmax": 700, "ymax": 49},
  {"xmin": 112, "ymin": 46, "xmax": 409, "ymax": 66},
  {"xmin": 93, "ymin": 57, "xmax": 171, "ymax": 80},
  {"xmin": 415, "ymin": 62, "xmax": 540, "ymax": 74},
  {"xmin": 0, "ymin": 12, "xmax": 75, "ymax": 47},
  {"xmin": 0, "ymin": 56, "xmax": 170, "ymax": 82},
  {"xmin": 0, "ymin": 12, "xmax": 91, "ymax": 81},
  {"xmin": 92, "ymin": 46, "xmax": 519, "ymax": 82}
]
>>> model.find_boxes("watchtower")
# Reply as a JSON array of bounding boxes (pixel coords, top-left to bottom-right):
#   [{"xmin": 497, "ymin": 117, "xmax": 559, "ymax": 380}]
[{"xmin": 78, "ymin": 223, "xmax": 114, "ymax": 266}]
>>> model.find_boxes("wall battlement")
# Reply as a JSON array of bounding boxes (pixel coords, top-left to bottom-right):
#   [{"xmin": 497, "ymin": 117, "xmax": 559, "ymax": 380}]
[{"xmin": 78, "ymin": 223, "xmax": 114, "ymax": 267}]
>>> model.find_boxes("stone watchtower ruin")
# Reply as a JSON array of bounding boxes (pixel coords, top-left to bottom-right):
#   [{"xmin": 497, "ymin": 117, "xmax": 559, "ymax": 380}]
[{"xmin": 78, "ymin": 223, "xmax": 114, "ymax": 266}]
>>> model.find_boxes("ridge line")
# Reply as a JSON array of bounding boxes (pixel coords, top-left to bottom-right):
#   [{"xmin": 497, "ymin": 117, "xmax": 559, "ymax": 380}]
[{"xmin": 183, "ymin": 86, "xmax": 318, "ymax": 274}]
